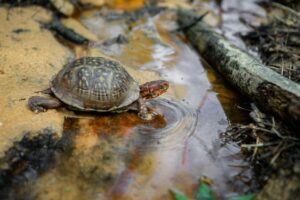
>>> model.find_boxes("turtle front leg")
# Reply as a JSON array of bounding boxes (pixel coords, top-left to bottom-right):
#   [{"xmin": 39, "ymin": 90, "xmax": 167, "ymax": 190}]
[
  {"xmin": 137, "ymin": 98, "xmax": 155, "ymax": 120},
  {"xmin": 28, "ymin": 96, "xmax": 62, "ymax": 113}
]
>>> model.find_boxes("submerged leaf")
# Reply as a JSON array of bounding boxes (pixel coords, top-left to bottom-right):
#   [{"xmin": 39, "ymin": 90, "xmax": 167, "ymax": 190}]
[
  {"xmin": 169, "ymin": 189, "xmax": 188, "ymax": 200},
  {"xmin": 196, "ymin": 183, "xmax": 215, "ymax": 200},
  {"xmin": 227, "ymin": 193, "xmax": 256, "ymax": 200}
]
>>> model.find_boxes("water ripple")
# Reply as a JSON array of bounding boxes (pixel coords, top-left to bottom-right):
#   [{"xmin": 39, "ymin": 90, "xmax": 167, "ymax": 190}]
[{"xmin": 130, "ymin": 97, "xmax": 198, "ymax": 152}]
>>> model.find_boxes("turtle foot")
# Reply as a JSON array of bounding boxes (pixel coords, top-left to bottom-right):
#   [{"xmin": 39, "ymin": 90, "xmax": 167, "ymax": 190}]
[
  {"xmin": 28, "ymin": 96, "xmax": 61, "ymax": 113},
  {"xmin": 138, "ymin": 110, "xmax": 158, "ymax": 121},
  {"xmin": 28, "ymin": 97, "xmax": 47, "ymax": 113}
]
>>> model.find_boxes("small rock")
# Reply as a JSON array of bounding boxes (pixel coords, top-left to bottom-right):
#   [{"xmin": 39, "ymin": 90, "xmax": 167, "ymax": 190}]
[
  {"xmin": 50, "ymin": 0, "xmax": 75, "ymax": 16},
  {"xmin": 80, "ymin": 0, "xmax": 106, "ymax": 7},
  {"xmin": 12, "ymin": 28, "xmax": 31, "ymax": 34},
  {"xmin": 61, "ymin": 18, "xmax": 98, "ymax": 41},
  {"xmin": 102, "ymin": 34, "xmax": 128, "ymax": 46}
]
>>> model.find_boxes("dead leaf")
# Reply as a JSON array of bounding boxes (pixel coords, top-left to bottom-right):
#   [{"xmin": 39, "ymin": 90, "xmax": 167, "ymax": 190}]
[
  {"xmin": 158, "ymin": 0, "xmax": 192, "ymax": 10},
  {"xmin": 107, "ymin": 0, "xmax": 145, "ymax": 11},
  {"xmin": 79, "ymin": 0, "xmax": 106, "ymax": 7}
]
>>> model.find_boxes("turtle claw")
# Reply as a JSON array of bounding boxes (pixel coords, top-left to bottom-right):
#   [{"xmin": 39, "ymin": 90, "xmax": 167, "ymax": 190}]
[
  {"xmin": 138, "ymin": 110, "xmax": 158, "ymax": 121},
  {"xmin": 33, "ymin": 106, "xmax": 47, "ymax": 113},
  {"xmin": 138, "ymin": 112, "xmax": 154, "ymax": 121}
]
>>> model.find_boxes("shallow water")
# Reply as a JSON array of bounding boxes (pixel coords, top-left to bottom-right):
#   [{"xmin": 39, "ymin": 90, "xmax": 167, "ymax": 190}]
[
  {"xmin": 0, "ymin": 1, "xmax": 259, "ymax": 199},
  {"xmin": 19, "ymin": 8, "xmax": 253, "ymax": 200}
]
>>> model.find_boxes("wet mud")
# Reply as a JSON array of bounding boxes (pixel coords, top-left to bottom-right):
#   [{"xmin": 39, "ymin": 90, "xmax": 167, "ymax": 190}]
[{"xmin": 0, "ymin": 128, "xmax": 62, "ymax": 200}]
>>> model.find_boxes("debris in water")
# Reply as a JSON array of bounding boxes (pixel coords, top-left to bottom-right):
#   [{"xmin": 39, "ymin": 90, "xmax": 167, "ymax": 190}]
[
  {"xmin": 12, "ymin": 28, "xmax": 31, "ymax": 34},
  {"xmin": 42, "ymin": 19, "xmax": 89, "ymax": 44},
  {"xmin": 102, "ymin": 34, "xmax": 129, "ymax": 46}
]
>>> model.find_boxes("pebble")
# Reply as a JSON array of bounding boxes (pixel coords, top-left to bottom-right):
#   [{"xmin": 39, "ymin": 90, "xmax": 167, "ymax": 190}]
[
  {"xmin": 50, "ymin": 0, "xmax": 75, "ymax": 16},
  {"xmin": 80, "ymin": 0, "xmax": 105, "ymax": 7}
]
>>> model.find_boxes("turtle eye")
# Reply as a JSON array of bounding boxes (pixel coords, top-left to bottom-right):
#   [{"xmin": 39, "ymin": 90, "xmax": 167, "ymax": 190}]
[
  {"xmin": 162, "ymin": 85, "xmax": 168, "ymax": 91},
  {"xmin": 151, "ymin": 92, "xmax": 159, "ymax": 98}
]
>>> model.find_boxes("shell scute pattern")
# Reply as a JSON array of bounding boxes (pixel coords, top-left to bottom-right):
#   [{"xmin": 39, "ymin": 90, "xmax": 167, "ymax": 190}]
[
  {"xmin": 77, "ymin": 67, "xmax": 92, "ymax": 90},
  {"xmin": 51, "ymin": 57, "xmax": 140, "ymax": 111}
]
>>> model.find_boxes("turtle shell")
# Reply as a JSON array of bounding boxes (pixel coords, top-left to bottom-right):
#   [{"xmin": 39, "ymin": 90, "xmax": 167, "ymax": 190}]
[{"xmin": 50, "ymin": 57, "xmax": 140, "ymax": 112}]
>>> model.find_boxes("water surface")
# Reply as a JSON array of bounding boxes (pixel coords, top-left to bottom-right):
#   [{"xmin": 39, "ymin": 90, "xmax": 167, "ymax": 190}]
[{"xmin": 0, "ymin": 2, "xmax": 258, "ymax": 199}]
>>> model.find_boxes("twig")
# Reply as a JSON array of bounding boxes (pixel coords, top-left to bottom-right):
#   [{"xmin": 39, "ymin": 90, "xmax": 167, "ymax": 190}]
[
  {"xmin": 272, "ymin": 2, "xmax": 300, "ymax": 18},
  {"xmin": 241, "ymin": 142, "xmax": 279, "ymax": 148},
  {"xmin": 270, "ymin": 142, "xmax": 295, "ymax": 165},
  {"xmin": 252, "ymin": 130, "xmax": 259, "ymax": 161},
  {"xmin": 270, "ymin": 118, "xmax": 300, "ymax": 141},
  {"xmin": 288, "ymin": 64, "xmax": 292, "ymax": 80},
  {"xmin": 236, "ymin": 105, "xmax": 251, "ymax": 112},
  {"xmin": 273, "ymin": 16, "xmax": 299, "ymax": 29}
]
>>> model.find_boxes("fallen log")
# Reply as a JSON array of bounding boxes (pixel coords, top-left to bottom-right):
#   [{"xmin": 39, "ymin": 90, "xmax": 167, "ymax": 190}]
[{"xmin": 177, "ymin": 9, "xmax": 300, "ymax": 130}]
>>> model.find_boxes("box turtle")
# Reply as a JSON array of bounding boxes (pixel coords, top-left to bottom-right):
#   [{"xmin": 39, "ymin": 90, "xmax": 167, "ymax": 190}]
[{"xmin": 28, "ymin": 57, "xmax": 169, "ymax": 120}]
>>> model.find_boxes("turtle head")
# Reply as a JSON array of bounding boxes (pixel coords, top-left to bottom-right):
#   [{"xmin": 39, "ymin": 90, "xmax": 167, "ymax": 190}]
[{"xmin": 140, "ymin": 80, "xmax": 169, "ymax": 99}]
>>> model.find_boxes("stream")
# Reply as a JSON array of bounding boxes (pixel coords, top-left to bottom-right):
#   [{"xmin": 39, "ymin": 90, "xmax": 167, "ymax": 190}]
[{"xmin": 0, "ymin": 0, "xmax": 264, "ymax": 199}]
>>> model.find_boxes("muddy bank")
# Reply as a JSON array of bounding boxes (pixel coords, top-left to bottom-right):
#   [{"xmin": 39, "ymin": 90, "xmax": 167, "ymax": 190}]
[{"xmin": 0, "ymin": 6, "xmax": 71, "ymax": 156}]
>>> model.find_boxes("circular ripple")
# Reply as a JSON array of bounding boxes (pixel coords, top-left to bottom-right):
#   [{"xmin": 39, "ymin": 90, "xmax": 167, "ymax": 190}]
[{"xmin": 130, "ymin": 97, "xmax": 198, "ymax": 152}]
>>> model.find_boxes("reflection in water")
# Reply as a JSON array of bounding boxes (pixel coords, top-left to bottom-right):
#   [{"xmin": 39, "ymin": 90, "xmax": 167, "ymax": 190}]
[
  {"xmin": 20, "ymin": 93, "xmax": 251, "ymax": 200},
  {"xmin": 129, "ymin": 98, "xmax": 198, "ymax": 152},
  {"xmin": 24, "ymin": 97, "xmax": 198, "ymax": 200}
]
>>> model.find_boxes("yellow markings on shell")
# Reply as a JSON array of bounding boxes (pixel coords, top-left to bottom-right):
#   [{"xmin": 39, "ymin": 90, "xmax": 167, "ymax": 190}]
[
  {"xmin": 84, "ymin": 71, "xmax": 90, "ymax": 76},
  {"xmin": 82, "ymin": 76, "xmax": 89, "ymax": 88},
  {"xmin": 106, "ymin": 71, "xmax": 114, "ymax": 101},
  {"xmin": 76, "ymin": 66, "xmax": 92, "ymax": 92},
  {"xmin": 99, "ymin": 76, "xmax": 105, "ymax": 82}
]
